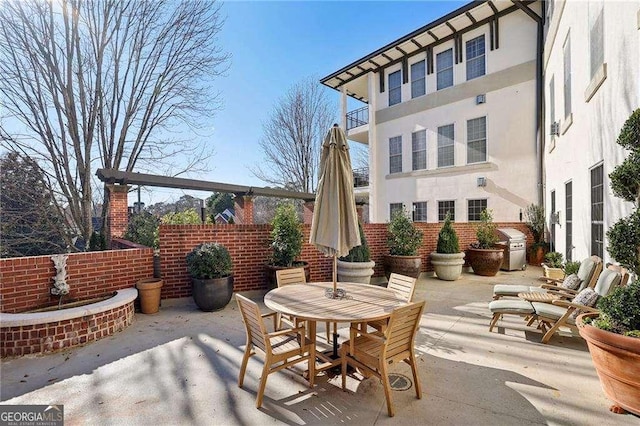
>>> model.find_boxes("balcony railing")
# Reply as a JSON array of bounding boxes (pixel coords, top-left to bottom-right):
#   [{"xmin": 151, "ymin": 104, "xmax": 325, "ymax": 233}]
[
  {"xmin": 346, "ymin": 106, "xmax": 369, "ymax": 131},
  {"xmin": 353, "ymin": 167, "xmax": 369, "ymax": 188}
]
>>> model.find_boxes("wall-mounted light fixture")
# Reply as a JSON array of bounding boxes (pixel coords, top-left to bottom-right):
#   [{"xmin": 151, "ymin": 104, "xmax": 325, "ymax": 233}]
[
  {"xmin": 477, "ymin": 177, "xmax": 487, "ymax": 187},
  {"xmin": 476, "ymin": 94, "xmax": 486, "ymax": 104}
]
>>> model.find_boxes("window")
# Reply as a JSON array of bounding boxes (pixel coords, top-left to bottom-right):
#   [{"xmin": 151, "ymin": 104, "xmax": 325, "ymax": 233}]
[
  {"xmin": 437, "ymin": 124, "xmax": 455, "ymax": 167},
  {"xmin": 413, "ymin": 202, "xmax": 427, "ymax": 222},
  {"xmin": 388, "ymin": 70, "xmax": 401, "ymax": 106},
  {"xmin": 549, "ymin": 76, "xmax": 555, "ymax": 129},
  {"xmin": 390, "ymin": 203, "xmax": 403, "ymax": 218},
  {"xmin": 565, "ymin": 181, "xmax": 573, "ymax": 261},
  {"xmin": 563, "ymin": 34, "xmax": 572, "ymax": 119},
  {"xmin": 436, "ymin": 49, "xmax": 453, "ymax": 90},
  {"xmin": 438, "ymin": 200, "xmax": 455, "ymax": 222},
  {"xmin": 468, "ymin": 199, "xmax": 487, "ymax": 221},
  {"xmin": 591, "ymin": 165, "xmax": 604, "ymax": 258},
  {"xmin": 389, "ymin": 136, "xmax": 402, "ymax": 174},
  {"xmin": 412, "ymin": 130, "xmax": 427, "ymax": 171},
  {"xmin": 467, "ymin": 117, "xmax": 487, "ymax": 163},
  {"xmin": 466, "ymin": 35, "xmax": 485, "ymax": 80},
  {"xmin": 550, "ymin": 190, "xmax": 556, "ymax": 252},
  {"xmin": 411, "ymin": 60, "xmax": 426, "ymax": 98},
  {"xmin": 589, "ymin": 6, "xmax": 604, "ymax": 78}
]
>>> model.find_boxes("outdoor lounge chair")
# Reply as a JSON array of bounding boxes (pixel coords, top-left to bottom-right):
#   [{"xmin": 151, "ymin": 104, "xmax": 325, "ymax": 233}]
[
  {"xmin": 492, "ymin": 256, "xmax": 602, "ymax": 300},
  {"xmin": 275, "ymin": 268, "xmax": 332, "ymax": 343},
  {"xmin": 488, "ymin": 265, "xmax": 628, "ymax": 343},
  {"xmin": 341, "ymin": 301, "xmax": 425, "ymax": 417},
  {"xmin": 236, "ymin": 294, "xmax": 315, "ymax": 408},
  {"xmin": 532, "ymin": 265, "xmax": 628, "ymax": 343},
  {"xmin": 367, "ymin": 273, "xmax": 417, "ymax": 332}
]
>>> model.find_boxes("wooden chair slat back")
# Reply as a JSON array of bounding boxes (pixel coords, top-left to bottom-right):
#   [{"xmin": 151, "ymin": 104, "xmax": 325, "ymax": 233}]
[
  {"xmin": 384, "ymin": 301, "xmax": 425, "ymax": 359},
  {"xmin": 387, "ymin": 273, "xmax": 417, "ymax": 302},
  {"xmin": 236, "ymin": 294, "xmax": 267, "ymax": 352},
  {"xmin": 276, "ymin": 268, "xmax": 307, "ymax": 287}
]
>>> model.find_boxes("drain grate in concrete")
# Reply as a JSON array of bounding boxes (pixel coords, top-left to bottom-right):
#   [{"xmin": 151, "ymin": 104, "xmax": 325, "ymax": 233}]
[{"xmin": 388, "ymin": 373, "xmax": 412, "ymax": 391}]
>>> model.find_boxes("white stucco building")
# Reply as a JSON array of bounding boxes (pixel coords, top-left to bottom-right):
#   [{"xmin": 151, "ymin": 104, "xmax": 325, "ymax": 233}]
[
  {"xmin": 321, "ymin": 1, "xmax": 543, "ymax": 224},
  {"xmin": 543, "ymin": 0, "xmax": 640, "ymax": 263},
  {"xmin": 322, "ymin": 0, "xmax": 640, "ymax": 266}
]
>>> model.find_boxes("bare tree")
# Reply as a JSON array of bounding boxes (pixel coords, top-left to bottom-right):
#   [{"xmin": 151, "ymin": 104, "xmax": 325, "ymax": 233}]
[
  {"xmin": 252, "ymin": 77, "xmax": 335, "ymax": 193},
  {"xmin": 0, "ymin": 0, "xmax": 229, "ymax": 249}
]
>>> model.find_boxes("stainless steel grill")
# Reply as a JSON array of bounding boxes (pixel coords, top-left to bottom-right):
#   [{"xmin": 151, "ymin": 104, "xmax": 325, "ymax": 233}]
[{"xmin": 496, "ymin": 228, "xmax": 527, "ymax": 271}]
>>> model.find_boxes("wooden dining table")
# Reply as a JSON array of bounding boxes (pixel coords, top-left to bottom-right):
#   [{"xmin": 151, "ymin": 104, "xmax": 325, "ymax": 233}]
[{"xmin": 264, "ymin": 281, "xmax": 408, "ymax": 374}]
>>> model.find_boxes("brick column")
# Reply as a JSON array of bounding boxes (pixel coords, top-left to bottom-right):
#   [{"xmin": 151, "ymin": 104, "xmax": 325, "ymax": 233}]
[
  {"xmin": 234, "ymin": 195, "xmax": 254, "ymax": 224},
  {"xmin": 107, "ymin": 184, "xmax": 130, "ymax": 240},
  {"xmin": 303, "ymin": 201, "xmax": 315, "ymax": 225}
]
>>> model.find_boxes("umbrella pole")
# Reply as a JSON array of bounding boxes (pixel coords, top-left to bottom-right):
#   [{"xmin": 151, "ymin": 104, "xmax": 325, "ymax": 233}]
[
  {"xmin": 332, "ymin": 253, "xmax": 339, "ymax": 358},
  {"xmin": 333, "ymin": 254, "xmax": 337, "ymax": 292}
]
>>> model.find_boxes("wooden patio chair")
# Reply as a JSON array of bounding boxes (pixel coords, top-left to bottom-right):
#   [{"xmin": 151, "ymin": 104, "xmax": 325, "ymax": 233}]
[
  {"xmin": 275, "ymin": 268, "xmax": 331, "ymax": 343},
  {"xmin": 341, "ymin": 300, "xmax": 425, "ymax": 417},
  {"xmin": 367, "ymin": 273, "xmax": 417, "ymax": 332},
  {"xmin": 492, "ymin": 256, "xmax": 602, "ymax": 300},
  {"xmin": 236, "ymin": 294, "xmax": 315, "ymax": 408},
  {"xmin": 533, "ymin": 265, "xmax": 629, "ymax": 344}
]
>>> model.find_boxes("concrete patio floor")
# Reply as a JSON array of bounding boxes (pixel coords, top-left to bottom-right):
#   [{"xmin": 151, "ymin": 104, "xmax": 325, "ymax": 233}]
[{"xmin": 1, "ymin": 266, "xmax": 639, "ymax": 425}]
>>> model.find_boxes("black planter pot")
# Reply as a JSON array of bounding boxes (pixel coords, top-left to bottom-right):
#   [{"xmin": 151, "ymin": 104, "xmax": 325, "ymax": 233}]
[
  {"xmin": 191, "ymin": 276, "xmax": 234, "ymax": 312},
  {"xmin": 265, "ymin": 262, "xmax": 310, "ymax": 289}
]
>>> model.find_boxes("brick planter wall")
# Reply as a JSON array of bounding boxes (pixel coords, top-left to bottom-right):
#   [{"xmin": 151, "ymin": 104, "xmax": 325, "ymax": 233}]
[
  {"xmin": 1, "ymin": 300, "xmax": 134, "ymax": 358},
  {"xmin": 0, "ymin": 248, "xmax": 154, "ymax": 313},
  {"xmin": 159, "ymin": 222, "xmax": 531, "ymax": 295}
]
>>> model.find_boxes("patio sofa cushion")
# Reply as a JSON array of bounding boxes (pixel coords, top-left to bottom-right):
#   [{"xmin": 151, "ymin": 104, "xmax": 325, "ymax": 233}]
[
  {"xmin": 576, "ymin": 258, "xmax": 596, "ymax": 290},
  {"xmin": 531, "ymin": 302, "xmax": 576, "ymax": 325},
  {"xmin": 489, "ymin": 299, "xmax": 535, "ymax": 315},
  {"xmin": 492, "ymin": 284, "xmax": 532, "ymax": 297}
]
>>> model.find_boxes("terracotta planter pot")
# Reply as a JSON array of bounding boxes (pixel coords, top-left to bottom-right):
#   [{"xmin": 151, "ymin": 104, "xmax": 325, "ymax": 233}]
[
  {"xmin": 265, "ymin": 262, "xmax": 310, "ymax": 289},
  {"xmin": 467, "ymin": 248, "xmax": 504, "ymax": 277},
  {"xmin": 430, "ymin": 252, "xmax": 465, "ymax": 281},
  {"xmin": 191, "ymin": 276, "xmax": 234, "ymax": 312},
  {"xmin": 577, "ymin": 313, "xmax": 640, "ymax": 416},
  {"xmin": 337, "ymin": 259, "xmax": 375, "ymax": 284},
  {"xmin": 528, "ymin": 246, "xmax": 546, "ymax": 266},
  {"xmin": 383, "ymin": 255, "xmax": 422, "ymax": 279},
  {"xmin": 136, "ymin": 278, "xmax": 163, "ymax": 314}
]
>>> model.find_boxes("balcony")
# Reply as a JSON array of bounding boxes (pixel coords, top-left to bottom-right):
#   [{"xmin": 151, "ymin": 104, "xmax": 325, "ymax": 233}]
[
  {"xmin": 346, "ymin": 106, "xmax": 368, "ymax": 130},
  {"xmin": 353, "ymin": 167, "xmax": 369, "ymax": 188}
]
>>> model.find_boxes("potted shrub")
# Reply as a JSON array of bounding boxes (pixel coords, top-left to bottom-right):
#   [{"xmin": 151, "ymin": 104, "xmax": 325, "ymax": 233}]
[
  {"xmin": 384, "ymin": 209, "xmax": 424, "ymax": 279},
  {"xmin": 542, "ymin": 251, "xmax": 565, "ymax": 280},
  {"xmin": 430, "ymin": 212, "xmax": 465, "ymax": 281},
  {"xmin": 186, "ymin": 242, "xmax": 234, "ymax": 311},
  {"xmin": 577, "ymin": 108, "xmax": 640, "ymax": 416},
  {"xmin": 265, "ymin": 202, "xmax": 309, "ymax": 288},
  {"xmin": 577, "ymin": 281, "xmax": 640, "ymax": 415},
  {"xmin": 467, "ymin": 209, "xmax": 504, "ymax": 276},
  {"xmin": 563, "ymin": 260, "xmax": 581, "ymax": 276},
  {"xmin": 524, "ymin": 203, "xmax": 547, "ymax": 265},
  {"xmin": 337, "ymin": 222, "xmax": 375, "ymax": 284}
]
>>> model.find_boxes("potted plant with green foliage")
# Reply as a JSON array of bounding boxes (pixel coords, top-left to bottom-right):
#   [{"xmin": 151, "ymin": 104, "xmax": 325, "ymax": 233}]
[
  {"xmin": 265, "ymin": 202, "xmax": 309, "ymax": 288},
  {"xmin": 563, "ymin": 260, "xmax": 581, "ymax": 276},
  {"xmin": 467, "ymin": 209, "xmax": 504, "ymax": 276},
  {"xmin": 186, "ymin": 242, "xmax": 234, "ymax": 311},
  {"xmin": 542, "ymin": 251, "xmax": 565, "ymax": 280},
  {"xmin": 577, "ymin": 108, "xmax": 640, "ymax": 416},
  {"xmin": 524, "ymin": 203, "xmax": 547, "ymax": 265},
  {"xmin": 384, "ymin": 209, "xmax": 424, "ymax": 279},
  {"xmin": 430, "ymin": 212, "xmax": 465, "ymax": 281},
  {"xmin": 337, "ymin": 222, "xmax": 375, "ymax": 284}
]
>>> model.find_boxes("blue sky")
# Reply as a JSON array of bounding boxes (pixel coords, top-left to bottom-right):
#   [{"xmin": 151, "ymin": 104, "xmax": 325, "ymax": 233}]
[{"xmin": 142, "ymin": 0, "xmax": 467, "ymax": 205}]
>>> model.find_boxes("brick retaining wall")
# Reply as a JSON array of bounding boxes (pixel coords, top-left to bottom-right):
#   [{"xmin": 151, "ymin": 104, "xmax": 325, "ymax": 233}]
[{"xmin": 0, "ymin": 248, "xmax": 154, "ymax": 313}]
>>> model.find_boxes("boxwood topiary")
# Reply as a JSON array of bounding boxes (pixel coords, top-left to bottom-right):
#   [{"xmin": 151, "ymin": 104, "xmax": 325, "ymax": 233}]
[
  {"xmin": 436, "ymin": 212, "xmax": 460, "ymax": 254},
  {"xmin": 591, "ymin": 280, "xmax": 640, "ymax": 337},
  {"xmin": 340, "ymin": 222, "xmax": 371, "ymax": 262},
  {"xmin": 387, "ymin": 209, "xmax": 423, "ymax": 256}
]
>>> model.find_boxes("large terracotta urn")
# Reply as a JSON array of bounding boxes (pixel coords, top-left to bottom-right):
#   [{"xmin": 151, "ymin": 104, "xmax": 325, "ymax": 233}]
[
  {"xmin": 577, "ymin": 313, "xmax": 640, "ymax": 416},
  {"xmin": 466, "ymin": 248, "xmax": 504, "ymax": 277}
]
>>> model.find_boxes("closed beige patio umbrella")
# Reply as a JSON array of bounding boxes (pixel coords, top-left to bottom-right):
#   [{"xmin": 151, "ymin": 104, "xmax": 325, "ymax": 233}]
[{"xmin": 309, "ymin": 124, "xmax": 361, "ymax": 296}]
